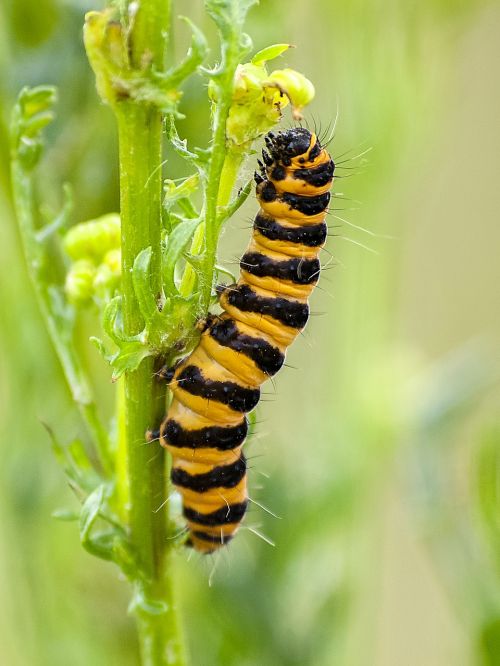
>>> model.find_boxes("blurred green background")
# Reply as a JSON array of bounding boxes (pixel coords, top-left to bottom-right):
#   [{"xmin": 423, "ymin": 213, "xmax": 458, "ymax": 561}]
[{"xmin": 1, "ymin": 0, "xmax": 500, "ymax": 664}]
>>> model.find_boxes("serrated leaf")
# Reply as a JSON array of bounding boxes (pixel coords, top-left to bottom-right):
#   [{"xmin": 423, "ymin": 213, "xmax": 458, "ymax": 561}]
[
  {"xmin": 163, "ymin": 217, "xmax": 202, "ymax": 295},
  {"xmin": 251, "ymin": 44, "xmax": 290, "ymax": 65},
  {"xmin": 11, "ymin": 86, "xmax": 58, "ymax": 170},
  {"xmin": 99, "ymin": 291, "xmax": 152, "ymax": 379},
  {"xmin": 159, "ymin": 17, "xmax": 208, "ymax": 89},
  {"xmin": 167, "ymin": 118, "xmax": 207, "ymax": 173},
  {"xmin": 110, "ymin": 342, "xmax": 152, "ymax": 381},
  {"xmin": 205, "ymin": 0, "xmax": 258, "ymax": 33}
]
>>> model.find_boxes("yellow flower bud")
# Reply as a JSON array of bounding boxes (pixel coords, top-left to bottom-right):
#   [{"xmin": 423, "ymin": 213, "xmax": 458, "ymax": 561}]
[
  {"xmin": 103, "ymin": 248, "xmax": 121, "ymax": 274},
  {"xmin": 65, "ymin": 259, "xmax": 97, "ymax": 306},
  {"xmin": 221, "ymin": 45, "xmax": 315, "ymax": 147},
  {"xmin": 93, "ymin": 264, "xmax": 120, "ymax": 299},
  {"xmin": 63, "ymin": 214, "xmax": 121, "ymax": 262},
  {"xmin": 266, "ymin": 69, "xmax": 315, "ymax": 119},
  {"xmin": 232, "ymin": 63, "xmax": 267, "ymax": 102}
]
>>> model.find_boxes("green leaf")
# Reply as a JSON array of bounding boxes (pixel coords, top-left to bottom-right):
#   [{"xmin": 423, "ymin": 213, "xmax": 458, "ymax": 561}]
[
  {"xmin": 216, "ymin": 178, "xmax": 253, "ymax": 230},
  {"xmin": 251, "ymin": 43, "xmax": 291, "ymax": 65},
  {"xmin": 113, "ymin": 539, "xmax": 139, "ymax": 580},
  {"xmin": 102, "ymin": 295, "xmax": 134, "ymax": 346},
  {"xmin": 79, "ymin": 484, "xmax": 128, "ymax": 562},
  {"xmin": 167, "ymin": 117, "xmax": 207, "ymax": 173},
  {"xmin": 215, "ymin": 264, "xmax": 237, "ymax": 283},
  {"xmin": 80, "ymin": 485, "xmax": 105, "ymax": 542},
  {"xmin": 130, "ymin": 586, "xmax": 170, "ymax": 616},
  {"xmin": 82, "ymin": 532, "xmax": 117, "ymax": 561},
  {"xmin": 133, "ymin": 248, "xmax": 182, "ymax": 351},
  {"xmin": 98, "ymin": 287, "xmax": 154, "ymax": 379},
  {"xmin": 90, "ymin": 336, "xmax": 113, "ymax": 363},
  {"xmin": 163, "ymin": 217, "xmax": 202, "ymax": 295},
  {"xmin": 132, "ymin": 247, "xmax": 160, "ymax": 322},
  {"xmin": 177, "ymin": 197, "xmax": 199, "ymax": 220},
  {"xmin": 43, "ymin": 423, "xmax": 99, "ymax": 495},
  {"xmin": 159, "ymin": 17, "xmax": 208, "ymax": 89},
  {"xmin": 68, "ymin": 438, "xmax": 97, "ymax": 477},
  {"xmin": 36, "ymin": 183, "xmax": 74, "ymax": 243},
  {"xmin": 84, "ymin": 9, "xmax": 125, "ymax": 107},
  {"xmin": 205, "ymin": 0, "xmax": 258, "ymax": 34},
  {"xmin": 10, "ymin": 86, "xmax": 58, "ymax": 170},
  {"xmin": 163, "ymin": 174, "xmax": 200, "ymax": 209},
  {"xmin": 110, "ymin": 341, "xmax": 153, "ymax": 381}
]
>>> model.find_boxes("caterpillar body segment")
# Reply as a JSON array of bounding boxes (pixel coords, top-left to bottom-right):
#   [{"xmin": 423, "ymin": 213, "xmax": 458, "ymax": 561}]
[{"xmin": 160, "ymin": 127, "xmax": 334, "ymax": 553}]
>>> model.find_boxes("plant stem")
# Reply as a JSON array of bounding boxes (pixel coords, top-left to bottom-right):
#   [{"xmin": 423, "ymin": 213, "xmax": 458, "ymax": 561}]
[
  {"xmin": 181, "ymin": 147, "xmax": 243, "ymax": 308},
  {"xmin": 115, "ymin": 375, "xmax": 128, "ymax": 518},
  {"xmin": 201, "ymin": 101, "xmax": 243, "ymax": 310},
  {"xmin": 117, "ymin": 95, "xmax": 184, "ymax": 666},
  {"xmin": 115, "ymin": 1, "xmax": 184, "ymax": 664},
  {"xmin": 201, "ymin": 103, "xmax": 231, "ymax": 309}
]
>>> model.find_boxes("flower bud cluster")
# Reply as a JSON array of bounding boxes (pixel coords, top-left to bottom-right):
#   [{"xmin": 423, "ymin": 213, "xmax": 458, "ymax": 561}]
[
  {"xmin": 63, "ymin": 214, "xmax": 121, "ymax": 306},
  {"xmin": 211, "ymin": 45, "xmax": 315, "ymax": 148}
]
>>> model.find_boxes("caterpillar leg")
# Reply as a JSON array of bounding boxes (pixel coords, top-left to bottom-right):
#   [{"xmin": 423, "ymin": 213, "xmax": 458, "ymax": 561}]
[
  {"xmin": 157, "ymin": 357, "xmax": 183, "ymax": 383},
  {"xmin": 146, "ymin": 427, "xmax": 161, "ymax": 442}
]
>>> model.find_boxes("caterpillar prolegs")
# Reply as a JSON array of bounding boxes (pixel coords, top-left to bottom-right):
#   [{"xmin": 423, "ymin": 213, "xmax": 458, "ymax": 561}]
[{"xmin": 160, "ymin": 128, "xmax": 334, "ymax": 553}]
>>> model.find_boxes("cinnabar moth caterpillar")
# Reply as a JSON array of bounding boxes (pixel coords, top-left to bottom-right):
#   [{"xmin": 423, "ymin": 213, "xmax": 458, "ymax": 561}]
[{"xmin": 160, "ymin": 127, "xmax": 334, "ymax": 553}]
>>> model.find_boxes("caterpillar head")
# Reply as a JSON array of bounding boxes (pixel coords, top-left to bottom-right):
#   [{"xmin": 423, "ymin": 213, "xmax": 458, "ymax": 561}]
[{"xmin": 264, "ymin": 128, "xmax": 316, "ymax": 166}]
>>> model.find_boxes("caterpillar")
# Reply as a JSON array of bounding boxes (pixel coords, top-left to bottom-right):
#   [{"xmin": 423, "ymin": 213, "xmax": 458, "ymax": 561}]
[{"xmin": 160, "ymin": 127, "xmax": 334, "ymax": 553}]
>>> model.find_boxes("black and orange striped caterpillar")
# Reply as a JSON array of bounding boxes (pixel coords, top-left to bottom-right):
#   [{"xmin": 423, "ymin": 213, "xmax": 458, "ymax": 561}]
[{"xmin": 159, "ymin": 127, "xmax": 334, "ymax": 553}]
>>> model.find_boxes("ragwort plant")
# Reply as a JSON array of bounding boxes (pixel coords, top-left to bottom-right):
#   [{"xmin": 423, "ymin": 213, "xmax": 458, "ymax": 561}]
[{"xmin": 9, "ymin": 0, "xmax": 315, "ymax": 663}]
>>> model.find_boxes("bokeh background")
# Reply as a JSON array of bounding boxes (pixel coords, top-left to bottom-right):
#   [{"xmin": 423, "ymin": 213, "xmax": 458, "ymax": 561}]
[{"xmin": 1, "ymin": 0, "xmax": 500, "ymax": 664}]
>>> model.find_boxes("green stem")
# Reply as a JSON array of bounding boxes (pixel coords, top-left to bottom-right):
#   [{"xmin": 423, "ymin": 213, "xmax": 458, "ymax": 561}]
[
  {"xmin": 201, "ymin": 100, "xmax": 244, "ymax": 310},
  {"xmin": 11, "ymin": 159, "xmax": 113, "ymax": 476},
  {"xmin": 115, "ymin": 1, "xmax": 185, "ymax": 663},
  {"xmin": 181, "ymin": 147, "xmax": 243, "ymax": 307},
  {"xmin": 115, "ymin": 375, "xmax": 128, "ymax": 519},
  {"xmin": 201, "ymin": 102, "xmax": 231, "ymax": 309}
]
